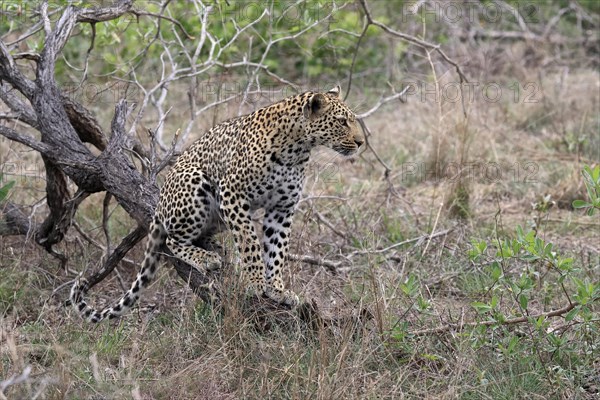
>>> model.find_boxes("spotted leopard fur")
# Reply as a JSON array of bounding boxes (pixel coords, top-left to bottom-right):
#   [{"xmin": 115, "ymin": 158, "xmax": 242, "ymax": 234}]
[{"xmin": 70, "ymin": 86, "xmax": 363, "ymax": 322}]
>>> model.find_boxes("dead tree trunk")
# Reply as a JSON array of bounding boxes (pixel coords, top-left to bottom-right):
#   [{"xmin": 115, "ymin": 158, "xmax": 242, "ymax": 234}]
[
  {"xmin": 0, "ymin": 1, "xmax": 186, "ymax": 296},
  {"xmin": 0, "ymin": 1, "xmax": 244, "ymax": 304}
]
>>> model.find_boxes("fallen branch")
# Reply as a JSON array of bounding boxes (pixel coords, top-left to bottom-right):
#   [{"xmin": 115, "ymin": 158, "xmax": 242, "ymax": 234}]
[
  {"xmin": 0, "ymin": 366, "xmax": 31, "ymax": 399},
  {"xmin": 0, "ymin": 202, "xmax": 32, "ymax": 236},
  {"xmin": 83, "ymin": 225, "xmax": 148, "ymax": 291},
  {"xmin": 350, "ymin": 228, "xmax": 453, "ymax": 256},
  {"xmin": 287, "ymin": 253, "xmax": 341, "ymax": 274},
  {"xmin": 409, "ymin": 302, "xmax": 580, "ymax": 336},
  {"xmin": 314, "ymin": 210, "xmax": 347, "ymax": 240},
  {"xmin": 460, "ymin": 29, "xmax": 590, "ymax": 44}
]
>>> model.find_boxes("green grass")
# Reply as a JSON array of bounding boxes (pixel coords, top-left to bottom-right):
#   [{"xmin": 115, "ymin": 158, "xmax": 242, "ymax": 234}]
[
  {"xmin": 0, "ymin": 268, "xmax": 26, "ymax": 316},
  {"xmin": 2, "ymin": 139, "xmax": 599, "ymax": 400}
]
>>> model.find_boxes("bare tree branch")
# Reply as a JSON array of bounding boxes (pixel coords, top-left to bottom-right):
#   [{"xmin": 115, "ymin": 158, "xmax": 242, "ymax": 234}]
[
  {"xmin": 356, "ymin": 86, "xmax": 410, "ymax": 119},
  {"xmin": 77, "ymin": 0, "xmax": 135, "ymax": 24},
  {"xmin": 82, "ymin": 224, "xmax": 148, "ymax": 292},
  {"xmin": 358, "ymin": 0, "xmax": 468, "ymax": 85},
  {"xmin": 0, "ymin": 41, "xmax": 36, "ymax": 97},
  {"xmin": 357, "ymin": 119, "xmax": 392, "ymax": 177},
  {"xmin": 0, "ymin": 83, "xmax": 38, "ymax": 127},
  {"xmin": 0, "ymin": 125, "xmax": 51, "ymax": 154}
]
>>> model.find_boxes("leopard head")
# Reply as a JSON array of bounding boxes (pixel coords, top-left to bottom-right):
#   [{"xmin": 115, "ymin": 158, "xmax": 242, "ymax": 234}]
[{"xmin": 303, "ymin": 86, "xmax": 364, "ymax": 156}]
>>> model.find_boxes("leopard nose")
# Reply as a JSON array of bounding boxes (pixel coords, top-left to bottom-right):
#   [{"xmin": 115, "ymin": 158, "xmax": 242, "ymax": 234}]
[{"xmin": 354, "ymin": 138, "xmax": 364, "ymax": 147}]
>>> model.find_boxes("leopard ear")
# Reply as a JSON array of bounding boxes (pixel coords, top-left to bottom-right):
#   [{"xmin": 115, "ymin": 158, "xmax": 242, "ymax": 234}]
[
  {"xmin": 327, "ymin": 85, "xmax": 341, "ymax": 98},
  {"xmin": 303, "ymin": 93, "xmax": 329, "ymax": 119}
]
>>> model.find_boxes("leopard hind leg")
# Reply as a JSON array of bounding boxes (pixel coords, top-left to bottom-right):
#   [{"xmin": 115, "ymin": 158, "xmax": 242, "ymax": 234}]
[{"xmin": 161, "ymin": 172, "xmax": 223, "ymax": 272}]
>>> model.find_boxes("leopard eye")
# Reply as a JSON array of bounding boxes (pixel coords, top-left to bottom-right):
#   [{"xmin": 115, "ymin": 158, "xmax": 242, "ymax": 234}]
[{"xmin": 336, "ymin": 116, "xmax": 348, "ymax": 126}]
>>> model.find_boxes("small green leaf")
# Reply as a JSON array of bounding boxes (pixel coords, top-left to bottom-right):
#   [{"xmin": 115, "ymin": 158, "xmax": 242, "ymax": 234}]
[
  {"xmin": 544, "ymin": 242, "xmax": 554, "ymax": 258},
  {"xmin": 572, "ymin": 199, "xmax": 590, "ymax": 209},
  {"xmin": 557, "ymin": 257, "xmax": 574, "ymax": 271},
  {"xmin": 518, "ymin": 294, "xmax": 528, "ymax": 310},
  {"xmin": 547, "ymin": 333, "xmax": 564, "ymax": 348},
  {"xmin": 591, "ymin": 165, "xmax": 600, "ymax": 181},
  {"xmin": 534, "ymin": 315, "xmax": 546, "ymax": 329},
  {"xmin": 472, "ymin": 302, "xmax": 493, "ymax": 314},
  {"xmin": 516, "ymin": 225, "xmax": 525, "ymax": 240},
  {"xmin": 490, "ymin": 295, "xmax": 499, "ymax": 309},
  {"xmin": 493, "ymin": 312, "xmax": 506, "ymax": 323},
  {"xmin": 490, "ymin": 261, "xmax": 502, "ymax": 281},
  {"xmin": 565, "ymin": 306, "xmax": 581, "ymax": 322},
  {"xmin": 0, "ymin": 179, "xmax": 15, "ymax": 201},
  {"xmin": 507, "ymin": 336, "xmax": 519, "ymax": 353}
]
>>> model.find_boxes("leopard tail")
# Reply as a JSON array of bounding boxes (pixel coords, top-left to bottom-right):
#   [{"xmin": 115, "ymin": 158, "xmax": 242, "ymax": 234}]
[{"xmin": 70, "ymin": 219, "xmax": 166, "ymax": 323}]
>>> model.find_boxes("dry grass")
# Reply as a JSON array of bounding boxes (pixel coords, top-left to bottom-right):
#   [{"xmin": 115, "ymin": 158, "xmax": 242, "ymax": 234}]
[{"xmin": 2, "ymin": 57, "xmax": 600, "ymax": 400}]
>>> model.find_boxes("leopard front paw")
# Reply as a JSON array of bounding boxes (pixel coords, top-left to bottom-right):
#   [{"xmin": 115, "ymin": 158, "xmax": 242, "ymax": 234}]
[
  {"xmin": 205, "ymin": 254, "xmax": 222, "ymax": 271},
  {"xmin": 264, "ymin": 287, "xmax": 300, "ymax": 308}
]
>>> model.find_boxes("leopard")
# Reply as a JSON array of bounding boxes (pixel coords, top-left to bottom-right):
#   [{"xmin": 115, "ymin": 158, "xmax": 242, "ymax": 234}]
[{"xmin": 70, "ymin": 86, "xmax": 363, "ymax": 323}]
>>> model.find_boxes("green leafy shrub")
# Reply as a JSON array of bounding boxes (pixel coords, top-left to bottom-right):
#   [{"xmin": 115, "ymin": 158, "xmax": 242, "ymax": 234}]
[
  {"xmin": 572, "ymin": 165, "xmax": 600, "ymax": 216},
  {"xmin": 0, "ymin": 174, "xmax": 15, "ymax": 202}
]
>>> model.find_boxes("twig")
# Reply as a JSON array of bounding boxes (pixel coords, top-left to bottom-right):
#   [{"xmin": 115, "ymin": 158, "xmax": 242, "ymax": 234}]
[
  {"xmin": 237, "ymin": 3, "xmax": 340, "ymax": 112},
  {"xmin": 0, "ymin": 366, "xmax": 32, "ymax": 397},
  {"xmin": 40, "ymin": 1, "xmax": 52, "ymax": 36},
  {"xmin": 130, "ymin": 10, "xmax": 194, "ymax": 40},
  {"xmin": 84, "ymin": 225, "xmax": 147, "ymax": 291},
  {"xmin": 5, "ymin": 20, "xmax": 44, "ymax": 47},
  {"xmin": 409, "ymin": 302, "xmax": 580, "ymax": 336},
  {"xmin": 545, "ymin": 218, "xmax": 600, "ymax": 227},
  {"xmin": 421, "ymin": 201, "xmax": 444, "ymax": 258},
  {"xmin": 0, "ymin": 40, "xmax": 37, "ymax": 97},
  {"xmin": 460, "ymin": 29, "xmax": 582, "ymax": 44},
  {"xmin": 77, "ymin": 22, "xmax": 96, "ymax": 89},
  {"xmin": 356, "ymin": 86, "xmax": 411, "ymax": 119},
  {"xmin": 0, "ymin": 113, "xmax": 22, "ymax": 120},
  {"xmin": 345, "ymin": 20, "xmax": 369, "ymax": 100},
  {"xmin": 102, "ymin": 192, "xmax": 112, "ymax": 256},
  {"xmin": 298, "ymin": 195, "xmax": 348, "ymax": 204},
  {"xmin": 77, "ymin": 0, "xmax": 135, "ymax": 24},
  {"xmin": 359, "ymin": 0, "xmax": 468, "ymax": 85},
  {"xmin": 72, "ymin": 221, "xmax": 104, "ymax": 251},
  {"xmin": 72, "ymin": 221, "xmax": 137, "ymax": 267},
  {"xmin": 0, "ymin": 83, "xmax": 38, "ymax": 127},
  {"xmin": 0, "ymin": 125, "xmax": 52, "ymax": 155},
  {"xmin": 51, "ymin": 279, "xmax": 78, "ymax": 300},
  {"xmin": 287, "ymin": 253, "xmax": 341, "ymax": 274},
  {"xmin": 351, "ymin": 228, "xmax": 453, "ymax": 256},
  {"xmin": 495, "ymin": 0, "xmax": 531, "ymax": 33},
  {"xmin": 357, "ymin": 119, "xmax": 392, "ymax": 178},
  {"xmin": 543, "ymin": 7, "xmax": 572, "ymax": 39},
  {"xmin": 314, "ymin": 210, "xmax": 347, "ymax": 239},
  {"xmin": 152, "ymin": 128, "xmax": 180, "ymax": 179}
]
